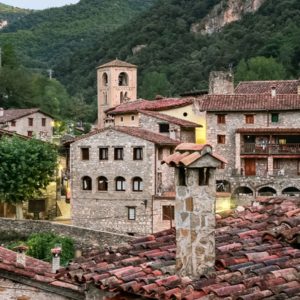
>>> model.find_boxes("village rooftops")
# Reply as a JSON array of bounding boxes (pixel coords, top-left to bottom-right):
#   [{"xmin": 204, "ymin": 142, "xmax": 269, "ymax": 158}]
[
  {"xmin": 196, "ymin": 94, "xmax": 300, "ymax": 112},
  {"xmin": 106, "ymin": 98, "xmax": 194, "ymax": 115},
  {"xmin": 66, "ymin": 126, "xmax": 180, "ymax": 146},
  {"xmin": 97, "ymin": 59, "xmax": 137, "ymax": 69},
  {"xmin": 235, "ymin": 80, "xmax": 300, "ymax": 95},
  {"xmin": 0, "ymin": 108, "xmax": 53, "ymax": 123},
  {"xmin": 0, "ymin": 128, "xmax": 30, "ymax": 139}
]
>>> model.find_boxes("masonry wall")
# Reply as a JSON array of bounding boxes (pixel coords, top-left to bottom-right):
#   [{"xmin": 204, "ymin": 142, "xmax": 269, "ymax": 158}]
[
  {"xmin": 153, "ymin": 199, "xmax": 175, "ymax": 232},
  {"xmin": 6, "ymin": 112, "xmax": 53, "ymax": 141},
  {"xmin": 70, "ymin": 129, "xmax": 155, "ymax": 235}
]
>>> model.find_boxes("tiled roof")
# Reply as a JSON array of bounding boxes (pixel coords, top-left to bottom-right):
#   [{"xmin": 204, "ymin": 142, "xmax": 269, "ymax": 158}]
[
  {"xmin": 52, "ymin": 197, "xmax": 300, "ymax": 299},
  {"xmin": 175, "ymin": 143, "xmax": 212, "ymax": 152},
  {"xmin": 67, "ymin": 126, "xmax": 180, "ymax": 146},
  {"xmin": 107, "ymin": 98, "xmax": 194, "ymax": 115},
  {"xmin": 197, "ymin": 94, "xmax": 300, "ymax": 112},
  {"xmin": 0, "ymin": 108, "xmax": 53, "ymax": 123},
  {"xmin": 0, "ymin": 129, "xmax": 30, "ymax": 139},
  {"xmin": 139, "ymin": 110, "xmax": 201, "ymax": 128},
  {"xmin": 237, "ymin": 128, "xmax": 300, "ymax": 134},
  {"xmin": 97, "ymin": 59, "xmax": 137, "ymax": 69},
  {"xmin": 235, "ymin": 80, "xmax": 299, "ymax": 94}
]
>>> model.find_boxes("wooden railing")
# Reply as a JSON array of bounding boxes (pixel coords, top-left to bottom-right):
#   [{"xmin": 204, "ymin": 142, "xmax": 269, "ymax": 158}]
[{"xmin": 241, "ymin": 143, "xmax": 300, "ymax": 155}]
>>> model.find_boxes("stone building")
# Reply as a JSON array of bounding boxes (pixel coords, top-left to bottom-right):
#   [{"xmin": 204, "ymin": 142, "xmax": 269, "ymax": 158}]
[
  {"xmin": 0, "ymin": 108, "xmax": 54, "ymax": 141},
  {"xmin": 196, "ymin": 83, "xmax": 300, "ymax": 201}
]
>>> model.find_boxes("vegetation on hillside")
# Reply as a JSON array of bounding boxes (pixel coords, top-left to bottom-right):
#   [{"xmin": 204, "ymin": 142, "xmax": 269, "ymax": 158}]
[{"xmin": 0, "ymin": 2, "xmax": 30, "ymax": 24}]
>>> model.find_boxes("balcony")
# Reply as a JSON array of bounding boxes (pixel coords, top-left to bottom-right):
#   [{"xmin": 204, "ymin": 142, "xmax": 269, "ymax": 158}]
[{"xmin": 241, "ymin": 143, "xmax": 300, "ymax": 155}]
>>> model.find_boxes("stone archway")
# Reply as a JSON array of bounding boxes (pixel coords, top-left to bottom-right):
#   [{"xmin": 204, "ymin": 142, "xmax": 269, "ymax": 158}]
[
  {"xmin": 257, "ymin": 186, "xmax": 277, "ymax": 196},
  {"xmin": 233, "ymin": 186, "xmax": 254, "ymax": 196},
  {"xmin": 282, "ymin": 186, "xmax": 300, "ymax": 196}
]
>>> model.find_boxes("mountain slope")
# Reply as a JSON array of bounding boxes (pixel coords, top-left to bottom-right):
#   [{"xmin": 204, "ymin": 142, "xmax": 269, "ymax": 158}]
[
  {"xmin": 0, "ymin": 2, "xmax": 30, "ymax": 27},
  {"xmin": 0, "ymin": 0, "xmax": 154, "ymax": 67},
  {"xmin": 54, "ymin": 0, "xmax": 300, "ymax": 103}
]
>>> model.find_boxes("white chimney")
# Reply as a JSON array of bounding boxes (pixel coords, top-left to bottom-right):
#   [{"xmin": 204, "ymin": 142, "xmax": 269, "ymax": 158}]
[
  {"xmin": 0, "ymin": 108, "xmax": 4, "ymax": 117},
  {"xmin": 271, "ymin": 86, "xmax": 276, "ymax": 97},
  {"xmin": 14, "ymin": 245, "xmax": 28, "ymax": 267},
  {"xmin": 51, "ymin": 246, "xmax": 62, "ymax": 273}
]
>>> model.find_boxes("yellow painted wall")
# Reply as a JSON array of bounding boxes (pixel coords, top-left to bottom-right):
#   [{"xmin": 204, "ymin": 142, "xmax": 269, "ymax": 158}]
[{"xmin": 161, "ymin": 104, "xmax": 206, "ymax": 144}]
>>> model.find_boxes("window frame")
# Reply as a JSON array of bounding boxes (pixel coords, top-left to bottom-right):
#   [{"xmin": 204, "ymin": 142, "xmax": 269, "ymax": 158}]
[
  {"xmin": 41, "ymin": 118, "xmax": 46, "ymax": 127},
  {"xmin": 97, "ymin": 176, "xmax": 108, "ymax": 191},
  {"xmin": 271, "ymin": 113, "xmax": 279, "ymax": 123},
  {"xmin": 127, "ymin": 207, "xmax": 136, "ymax": 220},
  {"xmin": 217, "ymin": 135, "xmax": 226, "ymax": 144},
  {"xmin": 114, "ymin": 147, "xmax": 124, "ymax": 160},
  {"xmin": 99, "ymin": 147, "xmax": 108, "ymax": 160},
  {"xmin": 217, "ymin": 114, "xmax": 226, "ymax": 124},
  {"xmin": 11, "ymin": 120, "xmax": 16, "ymax": 127},
  {"xmin": 159, "ymin": 123, "xmax": 170, "ymax": 133},
  {"xmin": 115, "ymin": 176, "xmax": 126, "ymax": 191},
  {"xmin": 132, "ymin": 177, "xmax": 143, "ymax": 192},
  {"xmin": 82, "ymin": 176, "xmax": 92, "ymax": 191},
  {"xmin": 27, "ymin": 131, "xmax": 33, "ymax": 137},
  {"xmin": 162, "ymin": 205, "xmax": 175, "ymax": 221},
  {"xmin": 81, "ymin": 147, "xmax": 90, "ymax": 160},
  {"xmin": 28, "ymin": 118, "xmax": 33, "ymax": 126},
  {"xmin": 245, "ymin": 114, "xmax": 254, "ymax": 124},
  {"xmin": 133, "ymin": 147, "xmax": 143, "ymax": 160}
]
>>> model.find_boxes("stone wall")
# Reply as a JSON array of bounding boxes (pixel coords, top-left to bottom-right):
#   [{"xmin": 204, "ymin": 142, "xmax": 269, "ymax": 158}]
[
  {"xmin": 0, "ymin": 218, "xmax": 134, "ymax": 249},
  {"xmin": 153, "ymin": 199, "xmax": 175, "ymax": 232},
  {"xmin": 208, "ymin": 71, "xmax": 234, "ymax": 95}
]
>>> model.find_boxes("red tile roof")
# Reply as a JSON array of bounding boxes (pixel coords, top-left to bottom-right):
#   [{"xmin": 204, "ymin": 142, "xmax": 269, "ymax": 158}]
[
  {"xmin": 0, "ymin": 108, "xmax": 53, "ymax": 123},
  {"xmin": 197, "ymin": 94, "xmax": 300, "ymax": 112},
  {"xmin": 235, "ymin": 80, "xmax": 299, "ymax": 94},
  {"xmin": 175, "ymin": 143, "xmax": 212, "ymax": 151},
  {"xmin": 0, "ymin": 129, "xmax": 30, "ymax": 139},
  {"xmin": 52, "ymin": 197, "xmax": 300, "ymax": 299},
  {"xmin": 68, "ymin": 126, "xmax": 180, "ymax": 146},
  {"xmin": 107, "ymin": 98, "xmax": 194, "ymax": 115},
  {"xmin": 139, "ymin": 110, "xmax": 200, "ymax": 128},
  {"xmin": 97, "ymin": 59, "xmax": 137, "ymax": 69},
  {"xmin": 237, "ymin": 128, "xmax": 300, "ymax": 134}
]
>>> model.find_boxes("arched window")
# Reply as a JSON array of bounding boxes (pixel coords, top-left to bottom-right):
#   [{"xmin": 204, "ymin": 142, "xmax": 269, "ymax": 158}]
[
  {"xmin": 115, "ymin": 176, "xmax": 126, "ymax": 191},
  {"xmin": 98, "ymin": 176, "xmax": 108, "ymax": 191},
  {"xmin": 102, "ymin": 73, "xmax": 108, "ymax": 86},
  {"xmin": 118, "ymin": 72, "xmax": 128, "ymax": 86},
  {"xmin": 82, "ymin": 176, "xmax": 92, "ymax": 191},
  {"xmin": 132, "ymin": 177, "xmax": 143, "ymax": 191}
]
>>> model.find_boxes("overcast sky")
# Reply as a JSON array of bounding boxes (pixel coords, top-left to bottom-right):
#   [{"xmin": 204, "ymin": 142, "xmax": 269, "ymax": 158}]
[{"xmin": 2, "ymin": 0, "xmax": 80, "ymax": 10}]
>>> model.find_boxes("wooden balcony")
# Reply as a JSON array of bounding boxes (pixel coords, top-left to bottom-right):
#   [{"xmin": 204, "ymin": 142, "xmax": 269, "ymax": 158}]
[{"xmin": 241, "ymin": 143, "xmax": 300, "ymax": 155}]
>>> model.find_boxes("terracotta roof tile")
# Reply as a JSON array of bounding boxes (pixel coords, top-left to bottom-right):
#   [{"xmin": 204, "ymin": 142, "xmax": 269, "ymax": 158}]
[
  {"xmin": 0, "ymin": 108, "xmax": 53, "ymax": 123},
  {"xmin": 97, "ymin": 59, "xmax": 137, "ymax": 69},
  {"xmin": 235, "ymin": 80, "xmax": 299, "ymax": 94}
]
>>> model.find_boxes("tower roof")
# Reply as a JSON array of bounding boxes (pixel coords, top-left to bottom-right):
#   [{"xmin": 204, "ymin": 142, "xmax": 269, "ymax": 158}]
[{"xmin": 97, "ymin": 59, "xmax": 137, "ymax": 69}]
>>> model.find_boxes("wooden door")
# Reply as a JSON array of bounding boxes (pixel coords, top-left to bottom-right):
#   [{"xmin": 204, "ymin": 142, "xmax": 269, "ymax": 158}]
[{"xmin": 244, "ymin": 159, "xmax": 256, "ymax": 176}]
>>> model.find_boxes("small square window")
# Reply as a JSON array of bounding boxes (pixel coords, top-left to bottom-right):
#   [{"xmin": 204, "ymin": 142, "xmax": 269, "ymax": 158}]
[
  {"xmin": 114, "ymin": 148, "xmax": 124, "ymax": 160},
  {"xmin": 162, "ymin": 206, "xmax": 174, "ymax": 220},
  {"xmin": 120, "ymin": 117, "xmax": 124, "ymax": 122},
  {"xmin": 159, "ymin": 123, "xmax": 169, "ymax": 133},
  {"xmin": 131, "ymin": 115, "xmax": 135, "ymax": 121},
  {"xmin": 81, "ymin": 148, "xmax": 89, "ymax": 160},
  {"xmin": 11, "ymin": 120, "xmax": 16, "ymax": 127},
  {"xmin": 99, "ymin": 147, "xmax": 108, "ymax": 160},
  {"xmin": 27, "ymin": 131, "xmax": 33, "ymax": 137},
  {"xmin": 245, "ymin": 114, "xmax": 254, "ymax": 124},
  {"xmin": 28, "ymin": 118, "xmax": 33, "ymax": 126},
  {"xmin": 217, "ymin": 114, "xmax": 226, "ymax": 124},
  {"xmin": 271, "ymin": 113, "xmax": 279, "ymax": 123},
  {"xmin": 42, "ymin": 118, "xmax": 46, "ymax": 127},
  {"xmin": 133, "ymin": 147, "xmax": 143, "ymax": 160},
  {"xmin": 128, "ymin": 207, "xmax": 136, "ymax": 220},
  {"xmin": 217, "ymin": 135, "xmax": 226, "ymax": 144}
]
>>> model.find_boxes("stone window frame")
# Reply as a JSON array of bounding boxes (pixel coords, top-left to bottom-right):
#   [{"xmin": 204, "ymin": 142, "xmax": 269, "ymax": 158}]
[
  {"xmin": 118, "ymin": 72, "xmax": 128, "ymax": 86},
  {"xmin": 127, "ymin": 206, "xmax": 136, "ymax": 220},
  {"xmin": 99, "ymin": 147, "xmax": 109, "ymax": 160},
  {"xmin": 115, "ymin": 176, "xmax": 126, "ymax": 191},
  {"xmin": 245, "ymin": 114, "xmax": 254, "ymax": 124},
  {"xmin": 132, "ymin": 177, "xmax": 143, "ymax": 192},
  {"xmin": 271, "ymin": 113, "xmax": 279, "ymax": 123},
  {"xmin": 133, "ymin": 147, "xmax": 143, "ymax": 160},
  {"xmin": 217, "ymin": 134, "xmax": 226, "ymax": 144},
  {"xmin": 41, "ymin": 118, "xmax": 46, "ymax": 127},
  {"xmin": 81, "ymin": 147, "xmax": 90, "ymax": 161},
  {"xmin": 162, "ymin": 205, "xmax": 174, "ymax": 221},
  {"xmin": 28, "ymin": 117, "xmax": 34, "ymax": 126},
  {"xmin": 82, "ymin": 176, "xmax": 92, "ymax": 191},
  {"xmin": 97, "ymin": 176, "xmax": 108, "ymax": 191},
  {"xmin": 11, "ymin": 120, "xmax": 16, "ymax": 127},
  {"xmin": 159, "ymin": 123, "xmax": 170, "ymax": 133},
  {"xmin": 27, "ymin": 131, "xmax": 33, "ymax": 137},
  {"xmin": 217, "ymin": 114, "xmax": 226, "ymax": 124},
  {"xmin": 114, "ymin": 147, "xmax": 124, "ymax": 160},
  {"xmin": 199, "ymin": 168, "xmax": 210, "ymax": 186}
]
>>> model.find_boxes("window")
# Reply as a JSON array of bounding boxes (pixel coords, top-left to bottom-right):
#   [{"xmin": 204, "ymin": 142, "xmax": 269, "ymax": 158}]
[
  {"xmin": 162, "ymin": 206, "xmax": 174, "ymax": 220},
  {"xmin": 199, "ymin": 168, "xmax": 210, "ymax": 186},
  {"xmin": 28, "ymin": 118, "xmax": 33, "ymax": 126},
  {"xmin": 116, "ymin": 177, "xmax": 126, "ymax": 191},
  {"xmin": 27, "ymin": 131, "xmax": 33, "ymax": 137},
  {"xmin": 245, "ymin": 114, "xmax": 254, "ymax": 124},
  {"xmin": 99, "ymin": 147, "xmax": 108, "ymax": 160},
  {"xmin": 158, "ymin": 147, "xmax": 163, "ymax": 160},
  {"xmin": 102, "ymin": 72, "xmax": 108, "ymax": 86},
  {"xmin": 133, "ymin": 147, "xmax": 143, "ymax": 160},
  {"xmin": 120, "ymin": 117, "xmax": 124, "ymax": 122},
  {"xmin": 103, "ymin": 92, "xmax": 108, "ymax": 105},
  {"xmin": 98, "ymin": 176, "xmax": 108, "ymax": 191},
  {"xmin": 131, "ymin": 115, "xmax": 135, "ymax": 121},
  {"xmin": 118, "ymin": 72, "xmax": 128, "ymax": 86},
  {"xmin": 132, "ymin": 177, "xmax": 143, "ymax": 191},
  {"xmin": 128, "ymin": 207, "xmax": 136, "ymax": 220},
  {"xmin": 41, "ymin": 118, "xmax": 46, "ymax": 127},
  {"xmin": 271, "ymin": 113, "xmax": 279, "ymax": 123},
  {"xmin": 274, "ymin": 159, "xmax": 281, "ymax": 170},
  {"xmin": 81, "ymin": 148, "xmax": 89, "ymax": 160},
  {"xmin": 11, "ymin": 120, "xmax": 16, "ymax": 127},
  {"xmin": 82, "ymin": 176, "xmax": 92, "ymax": 191},
  {"xmin": 217, "ymin": 114, "xmax": 226, "ymax": 124},
  {"xmin": 159, "ymin": 123, "xmax": 170, "ymax": 133},
  {"xmin": 114, "ymin": 147, "xmax": 124, "ymax": 160},
  {"xmin": 178, "ymin": 167, "xmax": 186, "ymax": 186},
  {"xmin": 217, "ymin": 135, "xmax": 226, "ymax": 144}
]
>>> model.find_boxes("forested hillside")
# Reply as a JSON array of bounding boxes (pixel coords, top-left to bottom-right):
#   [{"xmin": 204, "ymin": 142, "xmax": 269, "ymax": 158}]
[{"xmin": 0, "ymin": 3, "xmax": 30, "ymax": 24}]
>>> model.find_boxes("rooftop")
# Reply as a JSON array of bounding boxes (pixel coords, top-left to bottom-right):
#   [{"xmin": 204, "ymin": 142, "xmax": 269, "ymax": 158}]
[
  {"xmin": 235, "ymin": 80, "xmax": 299, "ymax": 95},
  {"xmin": 0, "ymin": 108, "xmax": 52, "ymax": 123},
  {"xmin": 97, "ymin": 59, "xmax": 137, "ymax": 69}
]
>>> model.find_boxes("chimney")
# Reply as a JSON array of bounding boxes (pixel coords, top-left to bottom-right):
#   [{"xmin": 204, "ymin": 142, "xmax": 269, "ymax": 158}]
[
  {"xmin": 0, "ymin": 108, "xmax": 4, "ymax": 117},
  {"xmin": 14, "ymin": 245, "xmax": 28, "ymax": 267},
  {"xmin": 209, "ymin": 71, "xmax": 234, "ymax": 95},
  {"xmin": 51, "ymin": 246, "xmax": 62, "ymax": 273},
  {"xmin": 163, "ymin": 144, "xmax": 225, "ymax": 278},
  {"xmin": 271, "ymin": 86, "xmax": 276, "ymax": 98}
]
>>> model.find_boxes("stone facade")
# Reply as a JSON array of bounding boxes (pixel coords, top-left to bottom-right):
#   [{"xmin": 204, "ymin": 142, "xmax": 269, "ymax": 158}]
[{"xmin": 208, "ymin": 71, "xmax": 234, "ymax": 95}]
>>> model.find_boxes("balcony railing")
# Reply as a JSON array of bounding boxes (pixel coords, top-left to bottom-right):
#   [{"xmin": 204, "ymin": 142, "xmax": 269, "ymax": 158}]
[{"xmin": 241, "ymin": 143, "xmax": 300, "ymax": 155}]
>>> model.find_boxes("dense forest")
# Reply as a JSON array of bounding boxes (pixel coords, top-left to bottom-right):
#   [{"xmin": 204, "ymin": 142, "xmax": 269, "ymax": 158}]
[
  {"xmin": 0, "ymin": 3, "xmax": 30, "ymax": 23},
  {"xmin": 1, "ymin": 0, "xmax": 300, "ymax": 122}
]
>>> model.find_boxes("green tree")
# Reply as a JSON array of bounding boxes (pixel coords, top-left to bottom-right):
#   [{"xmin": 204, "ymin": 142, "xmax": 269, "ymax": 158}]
[
  {"xmin": 0, "ymin": 137, "xmax": 58, "ymax": 219},
  {"xmin": 235, "ymin": 56, "xmax": 286, "ymax": 83}
]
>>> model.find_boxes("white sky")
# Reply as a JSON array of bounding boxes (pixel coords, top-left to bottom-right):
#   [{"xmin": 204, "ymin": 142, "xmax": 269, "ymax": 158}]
[{"xmin": 1, "ymin": 0, "xmax": 80, "ymax": 10}]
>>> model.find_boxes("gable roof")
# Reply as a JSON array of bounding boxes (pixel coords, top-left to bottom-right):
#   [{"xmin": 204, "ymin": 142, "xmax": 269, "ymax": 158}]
[
  {"xmin": 197, "ymin": 94, "xmax": 300, "ymax": 112},
  {"xmin": 68, "ymin": 126, "xmax": 180, "ymax": 146},
  {"xmin": 235, "ymin": 80, "xmax": 299, "ymax": 95},
  {"xmin": 51, "ymin": 197, "xmax": 300, "ymax": 299},
  {"xmin": 97, "ymin": 59, "xmax": 137, "ymax": 69},
  {"xmin": 107, "ymin": 98, "xmax": 194, "ymax": 115},
  {"xmin": 0, "ymin": 128, "xmax": 30, "ymax": 139},
  {"xmin": 0, "ymin": 108, "xmax": 53, "ymax": 123},
  {"xmin": 139, "ymin": 110, "xmax": 201, "ymax": 128}
]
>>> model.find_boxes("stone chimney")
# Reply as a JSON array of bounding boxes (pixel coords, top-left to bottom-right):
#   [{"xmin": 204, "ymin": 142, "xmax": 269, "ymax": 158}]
[
  {"xmin": 0, "ymin": 108, "xmax": 4, "ymax": 117},
  {"xmin": 104, "ymin": 115, "xmax": 115, "ymax": 128},
  {"xmin": 163, "ymin": 143, "xmax": 226, "ymax": 278},
  {"xmin": 209, "ymin": 71, "xmax": 234, "ymax": 95},
  {"xmin": 271, "ymin": 86, "xmax": 276, "ymax": 98},
  {"xmin": 51, "ymin": 246, "xmax": 62, "ymax": 273},
  {"xmin": 14, "ymin": 245, "xmax": 28, "ymax": 267}
]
